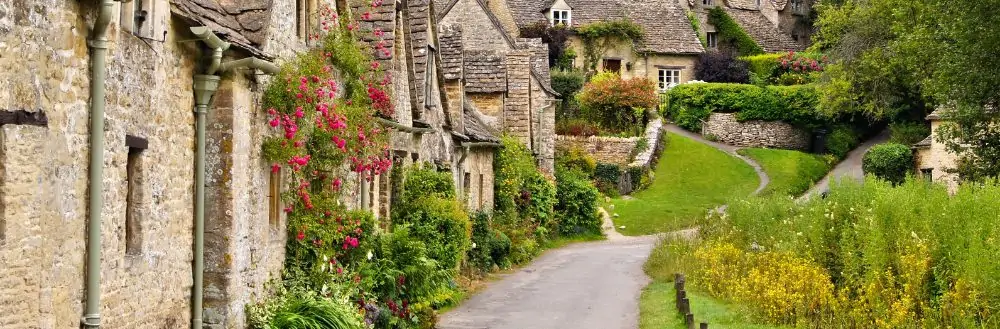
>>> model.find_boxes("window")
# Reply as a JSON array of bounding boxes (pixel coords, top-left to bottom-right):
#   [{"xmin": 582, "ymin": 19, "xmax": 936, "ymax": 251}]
[
  {"xmin": 120, "ymin": 0, "xmax": 154, "ymax": 38},
  {"xmin": 125, "ymin": 135, "xmax": 147, "ymax": 256},
  {"xmin": 464, "ymin": 172, "xmax": 472, "ymax": 206},
  {"xmin": 296, "ymin": 0, "xmax": 314, "ymax": 41},
  {"xmin": 602, "ymin": 59, "xmax": 622, "ymax": 73},
  {"xmin": 551, "ymin": 10, "xmax": 571, "ymax": 26},
  {"xmin": 706, "ymin": 32, "xmax": 718, "ymax": 49},
  {"xmin": 921, "ymin": 168, "xmax": 934, "ymax": 181},
  {"xmin": 268, "ymin": 167, "xmax": 282, "ymax": 226},
  {"xmin": 703, "ymin": 0, "xmax": 713, "ymax": 5},
  {"xmin": 478, "ymin": 174, "xmax": 485, "ymax": 208},
  {"xmin": 791, "ymin": 0, "xmax": 805, "ymax": 15},
  {"xmin": 658, "ymin": 68, "xmax": 681, "ymax": 92},
  {"xmin": 424, "ymin": 45, "xmax": 438, "ymax": 109},
  {"xmin": 756, "ymin": 0, "xmax": 762, "ymax": 8}
]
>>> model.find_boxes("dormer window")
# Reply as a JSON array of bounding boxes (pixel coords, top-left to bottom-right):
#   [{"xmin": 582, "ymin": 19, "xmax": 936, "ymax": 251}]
[
  {"xmin": 703, "ymin": 0, "xmax": 713, "ymax": 6},
  {"xmin": 551, "ymin": 10, "xmax": 571, "ymax": 27}
]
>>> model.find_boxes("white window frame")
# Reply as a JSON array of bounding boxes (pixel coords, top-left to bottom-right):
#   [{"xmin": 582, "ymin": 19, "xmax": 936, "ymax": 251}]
[
  {"xmin": 703, "ymin": 0, "xmax": 713, "ymax": 6},
  {"xmin": 706, "ymin": 32, "xmax": 718, "ymax": 49},
  {"xmin": 658, "ymin": 68, "xmax": 682, "ymax": 92},
  {"xmin": 551, "ymin": 10, "xmax": 571, "ymax": 26}
]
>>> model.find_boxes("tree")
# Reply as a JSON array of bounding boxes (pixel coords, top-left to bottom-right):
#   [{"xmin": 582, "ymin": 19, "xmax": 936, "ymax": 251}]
[{"xmin": 519, "ymin": 22, "xmax": 574, "ymax": 70}]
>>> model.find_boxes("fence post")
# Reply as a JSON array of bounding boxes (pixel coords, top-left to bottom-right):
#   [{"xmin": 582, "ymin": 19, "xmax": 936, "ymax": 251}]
[
  {"xmin": 685, "ymin": 313, "xmax": 695, "ymax": 329},
  {"xmin": 676, "ymin": 291, "xmax": 686, "ymax": 313},
  {"xmin": 700, "ymin": 323, "xmax": 709, "ymax": 329}
]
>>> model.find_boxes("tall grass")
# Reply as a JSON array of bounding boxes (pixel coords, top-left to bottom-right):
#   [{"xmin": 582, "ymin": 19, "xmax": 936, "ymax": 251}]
[{"xmin": 657, "ymin": 178, "xmax": 1000, "ymax": 328}]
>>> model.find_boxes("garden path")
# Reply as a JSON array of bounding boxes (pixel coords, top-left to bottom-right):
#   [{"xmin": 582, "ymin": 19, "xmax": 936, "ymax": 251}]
[
  {"xmin": 662, "ymin": 123, "xmax": 770, "ymax": 197},
  {"xmin": 799, "ymin": 130, "xmax": 890, "ymax": 201}
]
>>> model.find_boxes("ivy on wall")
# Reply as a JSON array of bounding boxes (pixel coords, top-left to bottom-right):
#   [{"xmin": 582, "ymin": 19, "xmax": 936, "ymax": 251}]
[
  {"xmin": 575, "ymin": 19, "xmax": 644, "ymax": 73},
  {"xmin": 687, "ymin": 11, "xmax": 707, "ymax": 48},
  {"xmin": 707, "ymin": 7, "xmax": 764, "ymax": 56}
]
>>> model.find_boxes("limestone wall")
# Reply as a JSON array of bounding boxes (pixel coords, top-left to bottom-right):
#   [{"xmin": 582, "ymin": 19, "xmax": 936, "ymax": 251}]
[
  {"xmin": 555, "ymin": 136, "xmax": 639, "ymax": 165},
  {"xmin": 702, "ymin": 113, "xmax": 811, "ymax": 150}
]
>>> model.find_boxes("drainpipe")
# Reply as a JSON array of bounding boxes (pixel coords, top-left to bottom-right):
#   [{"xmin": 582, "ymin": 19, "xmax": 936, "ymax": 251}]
[
  {"xmin": 187, "ymin": 26, "xmax": 280, "ymax": 329},
  {"xmin": 83, "ymin": 1, "xmax": 114, "ymax": 328}
]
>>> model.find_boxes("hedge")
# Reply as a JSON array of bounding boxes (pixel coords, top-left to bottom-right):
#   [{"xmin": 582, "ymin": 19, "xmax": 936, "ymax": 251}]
[
  {"xmin": 665, "ymin": 83, "xmax": 822, "ymax": 131},
  {"xmin": 862, "ymin": 143, "xmax": 914, "ymax": 185},
  {"xmin": 707, "ymin": 7, "xmax": 764, "ymax": 56}
]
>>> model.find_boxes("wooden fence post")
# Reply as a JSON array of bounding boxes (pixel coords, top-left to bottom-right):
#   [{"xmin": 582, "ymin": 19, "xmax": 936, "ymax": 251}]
[
  {"xmin": 700, "ymin": 322, "xmax": 709, "ymax": 329},
  {"xmin": 685, "ymin": 313, "xmax": 695, "ymax": 329}
]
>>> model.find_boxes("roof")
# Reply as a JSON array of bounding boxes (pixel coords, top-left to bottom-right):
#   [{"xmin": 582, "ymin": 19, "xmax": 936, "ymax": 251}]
[
  {"xmin": 725, "ymin": 0, "xmax": 760, "ymax": 10},
  {"xmin": 440, "ymin": 25, "xmax": 464, "ymax": 80},
  {"xmin": 926, "ymin": 108, "xmax": 945, "ymax": 120},
  {"xmin": 463, "ymin": 102, "xmax": 502, "ymax": 143},
  {"xmin": 170, "ymin": 0, "xmax": 273, "ymax": 58},
  {"xmin": 913, "ymin": 135, "xmax": 932, "ymax": 148},
  {"xmin": 504, "ymin": 0, "xmax": 704, "ymax": 55},
  {"xmin": 724, "ymin": 8, "xmax": 803, "ymax": 52},
  {"xmin": 463, "ymin": 50, "xmax": 508, "ymax": 93}
]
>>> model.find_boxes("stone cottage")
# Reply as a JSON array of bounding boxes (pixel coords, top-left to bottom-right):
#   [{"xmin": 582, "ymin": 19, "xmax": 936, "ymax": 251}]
[
  {"xmin": 912, "ymin": 109, "xmax": 960, "ymax": 191},
  {"xmin": 680, "ymin": 0, "xmax": 806, "ymax": 52},
  {"xmin": 501, "ymin": 0, "xmax": 706, "ymax": 92},
  {"xmin": 433, "ymin": 0, "xmax": 560, "ymax": 173},
  {"xmin": 0, "ymin": 0, "xmax": 504, "ymax": 328}
]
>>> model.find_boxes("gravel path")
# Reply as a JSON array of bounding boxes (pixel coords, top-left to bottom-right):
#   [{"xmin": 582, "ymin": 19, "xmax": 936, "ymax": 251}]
[{"xmin": 799, "ymin": 130, "xmax": 890, "ymax": 201}]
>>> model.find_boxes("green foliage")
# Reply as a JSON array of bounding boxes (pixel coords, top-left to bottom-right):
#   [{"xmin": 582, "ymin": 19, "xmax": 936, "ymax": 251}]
[
  {"xmin": 393, "ymin": 165, "xmax": 471, "ymax": 271},
  {"xmin": 576, "ymin": 19, "xmax": 644, "ymax": 72},
  {"xmin": 554, "ymin": 169, "xmax": 602, "ymax": 236},
  {"xmin": 686, "ymin": 11, "xmax": 707, "ymax": 47},
  {"xmin": 743, "ymin": 52, "xmax": 828, "ymax": 86},
  {"xmin": 551, "ymin": 70, "xmax": 586, "ymax": 101},
  {"xmin": 685, "ymin": 179, "xmax": 1000, "ymax": 327},
  {"xmin": 593, "ymin": 163, "xmax": 622, "ymax": 195},
  {"xmin": 888, "ymin": 121, "xmax": 930, "ymax": 145},
  {"xmin": 743, "ymin": 53, "xmax": 784, "ymax": 83},
  {"xmin": 465, "ymin": 212, "xmax": 512, "ymax": 274},
  {"xmin": 247, "ymin": 288, "xmax": 366, "ymax": 329},
  {"xmin": 738, "ymin": 148, "xmax": 833, "ymax": 196},
  {"xmin": 494, "ymin": 136, "xmax": 557, "ymax": 263},
  {"xmin": 577, "ymin": 74, "xmax": 657, "ymax": 135},
  {"xmin": 665, "ymin": 83, "xmax": 823, "ymax": 131},
  {"xmin": 707, "ymin": 7, "xmax": 764, "ymax": 56},
  {"xmin": 824, "ymin": 124, "xmax": 860, "ymax": 159},
  {"xmin": 520, "ymin": 22, "xmax": 574, "ymax": 70},
  {"xmin": 555, "ymin": 118, "xmax": 603, "ymax": 136},
  {"xmin": 862, "ymin": 143, "xmax": 913, "ymax": 184},
  {"xmin": 555, "ymin": 147, "xmax": 597, "ymax": 177}
]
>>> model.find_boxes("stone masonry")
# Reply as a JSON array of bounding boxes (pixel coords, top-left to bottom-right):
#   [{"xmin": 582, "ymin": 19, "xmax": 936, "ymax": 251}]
[
  {"xmin": 555, "ymin": 135, "xmax": 640, "ymax": 165},
  {"xmin": 504, "ymin": 50, "xmax": 532, "ymax": 146},
  {"xmin": 702, "ymin": 113, "xmax": 811, "ymax": 150}
]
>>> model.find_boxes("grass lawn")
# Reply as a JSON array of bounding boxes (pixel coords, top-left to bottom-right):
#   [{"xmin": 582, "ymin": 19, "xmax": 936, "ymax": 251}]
[
  {"xmin": 737, "ymin": 148, "xmax": 833, "ymax": 197},
  {"xmin": 639, "ymin": 282, "xmax": 786, "ymax": 329},
  {"xmin": 609, "ymin": 133, "xmax": 758, "ymax": 235}
]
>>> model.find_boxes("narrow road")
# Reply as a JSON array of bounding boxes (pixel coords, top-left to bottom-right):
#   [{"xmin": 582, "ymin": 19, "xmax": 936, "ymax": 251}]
[
  {"xmin": 799, "ymin": 130, "xmax": 890, "ymax": 201},
  {"xmin": 437, "ymin": 214, "xmax": 659, "ymax": 329}
]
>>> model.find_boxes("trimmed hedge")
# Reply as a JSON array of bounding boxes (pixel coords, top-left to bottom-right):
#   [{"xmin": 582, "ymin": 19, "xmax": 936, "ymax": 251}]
[
  {"xmin": 707, "ymin": 7, "xmax": 764, "ymax": 56},
  {"xmin": 862, "ymin": 143, "xmax": 914, "ymax": 184},
  {"xmin": 665, "ymin": 83, "xmax": 822, "ymax": 131},
  {"xmin": 554, "ymin": 170, "xmax": 602, "ymax": 236}
]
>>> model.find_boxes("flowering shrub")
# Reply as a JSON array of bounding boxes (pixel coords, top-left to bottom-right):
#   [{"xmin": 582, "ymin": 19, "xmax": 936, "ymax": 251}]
[
  {"xmin": 744, "ymin": 52, "xmax": 828, "ymax": 85},
  {"xmin": 494, "ymin": 136, "xmax": 557, "ymax": 264},
  {"xmin": 555, "ymin": 118, "xmax": 603, "ymax": 137},
  {"xmin": 392, "ymin": 165, "xmax": 471, "ymax": 272},
  {"xmin": 577, "ymin": 73, "xmax": 657, "ymax": 135}
]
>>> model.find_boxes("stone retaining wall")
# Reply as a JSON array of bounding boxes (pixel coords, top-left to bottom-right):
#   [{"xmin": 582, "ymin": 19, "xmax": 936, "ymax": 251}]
[
  {"xmin": 702, "ymin": 113, "xmax": 811, "ymax": 150},
  {"xmin": 555, "ymin": 135, "xmax": 639, "ymax": 165}
]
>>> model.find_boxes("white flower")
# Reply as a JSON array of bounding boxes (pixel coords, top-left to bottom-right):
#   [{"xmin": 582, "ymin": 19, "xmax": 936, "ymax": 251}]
[
  {"xmin": 471, "ymin": 242, "xmax": 477, "ymax": 249},
  {"xmin": 367, "ymin": 250, "xmax": 373, "ymax": 260}
]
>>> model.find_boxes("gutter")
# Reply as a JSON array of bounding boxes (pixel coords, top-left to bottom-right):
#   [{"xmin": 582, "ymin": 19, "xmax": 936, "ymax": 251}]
[
  {"xmin": 83, "ymin": 1, "xmax": 115, "ymax": 328},
  {"xmin": 377, "ymin": 117, "xmax": 437, "ymax": 134},
  {"xmin": 187, "ymin": 26, "xmax": 278, "ymax": 329}
]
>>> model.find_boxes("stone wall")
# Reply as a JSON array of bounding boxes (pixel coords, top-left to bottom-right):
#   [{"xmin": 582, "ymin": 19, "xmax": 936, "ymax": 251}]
[
  {"xmin": 702, "ymin": 113, "xmax": 811, "ymax": 150},
  {"xmin": 555, "ymin": 136, "xmax": 640, "ymax": 165},
  {"xmin": 438, "ymin": 0, "xmax": 512, "ymax": 52},
  {"xmin": 504, "ymin": 51, "xmax": 531, "ymax": 146},
  {"xmin": 460, "ymin": 148, "xmax": 495, "ymax": 211}
]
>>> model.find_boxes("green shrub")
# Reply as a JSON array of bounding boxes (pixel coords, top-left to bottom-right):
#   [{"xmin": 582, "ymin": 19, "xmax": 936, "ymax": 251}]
[
  {"xmin": 247, "ymin": 288, "xmax": 365, "ymax": 329},
  {"xmin": 556, "ymin": 147, "xmax": 597, "ymax": 177},
  {"xmin": 364, "ymin": 226, "xmax": 451, "ymax": 314},
  {"xmin": 551, "ymin": 70, "xmax": 586, "ymax": 101},
  {"xmin": 494, "ymin": 136, "xmax": 557, "ymax": 264},
  {"xmin": 578, "ymin": 73, "xmax": 657, "ymax": 135},
  {"xmin": 393, "ymin": 165, "xmax": 471, "ymax": 271},
  {"xmin": 554, "ymin": 170, "xmax": 602, "ymax": 236},
  {"xmin": 742, "ymin": 52, "xmax": 828, "ymax": 86},
  {"xmin": 666, "ymin": 83, "xmax": 823, "ymax": 131},
  {"xmin": 743, "ymin": 53, "xmax": 784, "ymax": 81},
  {"xmin": 862, "ymin": 143, "xmax": 913, "ymax": 184},
  {"xmin": 707, "ymin": 7, "xmax": 763, "ymax": 56},
  {"xmin": 466, "ymin": 212, "xmax": 512, "ymax": 273},
  {"xmin": 555, "ymin": 118, "xmax": 603, "ymax": 136},
  {"xmin": 825, "ymin": 125, "xmax": 860, "ymax": 159},
  {"xmin": 889, "ymin": 121, "xmax": 931, "ymax": 145}
]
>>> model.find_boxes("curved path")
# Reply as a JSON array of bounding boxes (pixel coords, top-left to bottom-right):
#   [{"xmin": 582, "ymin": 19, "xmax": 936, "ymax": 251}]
[
  {"xmin": 799, "ymin": 130, "xmax": 890, "ymax": 201},
  {"xmin": 663, "ymin": 123, "xmax": 769, "ymax": 197}
]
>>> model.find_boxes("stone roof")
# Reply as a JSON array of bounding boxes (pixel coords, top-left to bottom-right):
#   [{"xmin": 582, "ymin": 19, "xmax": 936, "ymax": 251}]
[
  {"xmin": 926, "ymin": 108, "xmax": 945, "ymax": 120},
  {"xmin": 463, "ymin": 102, "xmax": 502, "ymax": 143},
  {"xmin": 504, "ymin": 0, "xmax": 704, "ymax": 55},
  {"xmin": 725, "ymin": 0, "xmax": 760, "ymax": 10},
  {"xmin": 724, "ymin": 8, "xmax": 803, "ymax": 52},
  {"xmin": 464, "ymin": 50, "xmax": 508, "ymax": 93},
  {"xmin": 170, "ymin": 0, "xmax": 272, "ymax": 58},
  {"xmin": 440, "ymin": 25, "xmax": 464, "ymax": 80},
  {"xmin": 773, "ymin": 0, "xmax": 789, "ymax": 11},
  {"xmin": 913, "ymin": 135, "xmax": 933, "ymax": 148}
]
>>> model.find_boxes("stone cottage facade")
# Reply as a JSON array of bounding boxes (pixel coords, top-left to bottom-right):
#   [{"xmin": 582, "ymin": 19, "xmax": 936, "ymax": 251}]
[
  {"xmin": 0, "ymin": 0, "xmax": 527, "ymax": 328},
  {"xmin": 680, "ymin": 0, "xmax": 805, "ymax": 52},
  {"xmin": 434, "ymin": 0, "xmax": 560, "ymax": 173},
  {"xmin": 913, "ymin": 109, "xmax": 960, "ymax": 191},
  {"xmin": 504, "ymin": 0, "xmax": 706, "ymax": 93}
]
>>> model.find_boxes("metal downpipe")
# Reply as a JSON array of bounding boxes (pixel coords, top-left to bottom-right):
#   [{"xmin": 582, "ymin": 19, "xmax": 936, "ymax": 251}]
[
  {"xmin": 191, "ymin": 74, "xmax": 220, "ymax": 329},
  {"xmin": 83, "ymin": 1, "xmax": 115, "ymax": 328}
]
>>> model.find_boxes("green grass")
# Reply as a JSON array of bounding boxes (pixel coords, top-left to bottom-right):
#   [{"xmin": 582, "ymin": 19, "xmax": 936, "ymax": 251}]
[
  {"xmin": 608, "ymin": 133, "xmax": 758, "ymax": 235},
  {"xmin": 736, "ymin": 148, "xmax": 833, "ymax": 196},
  {"xmin": 640, "ymin": 282, "xmax": 786, "ymax": 329}
]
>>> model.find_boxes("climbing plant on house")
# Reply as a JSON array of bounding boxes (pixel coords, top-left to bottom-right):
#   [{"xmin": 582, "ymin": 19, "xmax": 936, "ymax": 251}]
[
  {"xmin": 576, "ymin": 19, "xmax": 644, "ymax": 73},
  {"xmin": 707, "ymin": 7, "xmax": 764, "ymax": 56}
]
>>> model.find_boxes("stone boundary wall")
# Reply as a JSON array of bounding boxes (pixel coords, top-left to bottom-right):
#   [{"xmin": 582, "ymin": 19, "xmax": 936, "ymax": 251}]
[
  {"xmin": 555, "ymin": 135, "xmax": 639, "ymax": 165},
  {"xmin": 702, "ymin": 113, "xmax": 811, "ymax": 150}
]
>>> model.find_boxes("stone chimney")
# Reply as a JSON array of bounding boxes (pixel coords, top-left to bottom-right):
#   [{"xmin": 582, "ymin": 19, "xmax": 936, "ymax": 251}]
[{"xmin": 504, "ymin": 50, "xmax": 532, "ymax": 147}]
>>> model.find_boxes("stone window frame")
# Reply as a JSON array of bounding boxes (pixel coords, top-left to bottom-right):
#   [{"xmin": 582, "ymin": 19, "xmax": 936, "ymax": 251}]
[
  {"xmin": 268, "ymin": 167, "xmax": 283, "ymax": 227},
  {"xmin": 706, "ymin": 32, "xmax": 718, "ymax": 49},
  {"xmin": 551, "ymin": 10, "xmax": 571, "ymax": 27},
  {"xmin": 120, "ymin": 0, "xmax": 159, "ymax": 40},
  {"xmin": 424, "ymin": 45, "xmax": 439, "ymax": 109},
  {"xmin": 702, "ymin": 0, "xmax": 713, "ymax": 6},
  {"xmin": 125, "ymin": 135, "xmax": 148, "ymax": 257},
  {"xmin": 657, "ymin": 67, "xmax": 682, "ymax": 92},
  {"xmin": 296, "ymin": 0, "xmax": 317, "ymax": 42}
]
